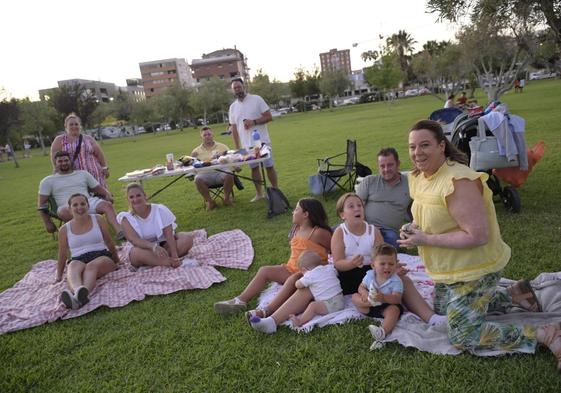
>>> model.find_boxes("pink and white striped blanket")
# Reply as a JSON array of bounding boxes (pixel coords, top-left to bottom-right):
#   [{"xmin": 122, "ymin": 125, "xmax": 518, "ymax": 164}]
[{"xmin": 0, "ymin": 229, "xmax": 253, "ymax": 335}]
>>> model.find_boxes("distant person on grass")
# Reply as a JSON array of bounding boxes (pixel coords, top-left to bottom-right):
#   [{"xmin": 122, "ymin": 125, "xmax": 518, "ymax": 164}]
[
  {"xmin": 356, "ymin": 147, "xmax": 411, "ymax": 249},
  {"xmin": 190, "ymin": 126, "xmax": 234, "ymax": 211},
  {"xmin": 214, "ymin": 198, "xmax": 332, "ymax": 320},
  {"xmin": 117, "ymin": 183, "xmax": 194, "ymax": 269},
  {"xmin": 38, "ymin": 151, "xmax": 122, "ymax": 238},
  {"xmin": 57, "ymin": 193, "xmax": 119, "ymax": 309},
  {"xmin": 228, "ymin": 78, "xmax": 277, "ymax": 202}
]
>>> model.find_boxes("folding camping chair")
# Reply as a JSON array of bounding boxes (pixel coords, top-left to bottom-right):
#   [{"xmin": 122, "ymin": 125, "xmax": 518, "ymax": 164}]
[
  {"xmin": 37, "ymin": 196, "xmax": 63, "ymax": 240},
  {"xmin": 316, "ymin": 139, "xmax": 357, "ymax": 198},
  {"xmin": 208, "ymin": 174, "xmax": 244, "ymax": 203}
]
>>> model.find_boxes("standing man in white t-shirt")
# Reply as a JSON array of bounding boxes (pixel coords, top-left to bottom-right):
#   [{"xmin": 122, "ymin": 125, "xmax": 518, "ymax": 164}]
[{"xmin": 228, "ymin": 78, "xmax": 278, "ymax": 202}]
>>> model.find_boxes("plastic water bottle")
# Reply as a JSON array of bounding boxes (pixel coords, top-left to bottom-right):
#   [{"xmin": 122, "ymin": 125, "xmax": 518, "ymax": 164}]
[
  {"xmin": 368, "ymin": 283, "xmax": 382, "ymax": 307},
  {"xmin": 252, "ymin": 129, "xmax": 261, "ymax": 149},
  {"xmin": 252, "ymin": 129, "xmax": 261, "ymax": 158}
]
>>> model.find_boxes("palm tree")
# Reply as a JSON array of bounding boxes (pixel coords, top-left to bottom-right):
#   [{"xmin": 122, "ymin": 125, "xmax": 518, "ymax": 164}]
[{"xmin": 386, "ymin": 30, "xmax": 417, "ymax": 81}]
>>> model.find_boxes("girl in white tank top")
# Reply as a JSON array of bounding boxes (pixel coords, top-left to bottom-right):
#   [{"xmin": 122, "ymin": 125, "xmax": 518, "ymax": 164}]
[
  {"xmin": 57, "ymin": 193, "xmax": 118, "ymax": 310},
  {"xmin": 341, "ymin": 222, "xmax": 376, "ymax": 266},
  {"xmin": 65, "ymin": 214, "xmax": 107, "ymax": 258}
]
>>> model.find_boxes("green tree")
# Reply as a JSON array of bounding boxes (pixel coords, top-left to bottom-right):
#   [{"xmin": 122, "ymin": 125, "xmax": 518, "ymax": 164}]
[
  {"xmin": 0, "ymin": 98, "xmax": 21, "ymax": 168},
  {"xmin": 289, "ymin": 68, "xmax": 307, "ymax": 99},
  {"xmin": 192, "ymin": 77, "xmax": 230, "ymax": 125},
  {"xmin": 305, "ymin": 67, "xmax": 322, "ymax": 97},
  {"xmin": 386, "ymin": 30, "xmax": 417, "ymax": 82},
  {"xmin": 156, "ymin": 83, "xmax": 194, "ymax": 129},
  {"xmin": 48, "ymin": 84, "xmax": 99, "ymax": 127},
  {"xmin": 427, "ymin": 0, "xmax": 561, "ymax": 52},
  {"xmin": 456, "ymin": 20, "xmax": 534, "ymax": 101},
  {"xmin": 250, "ymin": 70, "xmax": 286, "ymax": 107},
  {"xmin": 19, "ymin": 99, "xmax": 58, "ymax": 156},
  {"xmin": 363, "ymin": 54, "xmax": 404, "ymax": 97},
  {"xmin": 319, "ymin": 70, "xmax": 351, "ymax": 108}
]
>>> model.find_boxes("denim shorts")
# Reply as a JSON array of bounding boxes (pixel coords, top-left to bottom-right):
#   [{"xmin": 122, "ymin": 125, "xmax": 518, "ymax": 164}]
[{"xmin": 68, "ymin": 249, "xmax": 112, "ymax": 264}]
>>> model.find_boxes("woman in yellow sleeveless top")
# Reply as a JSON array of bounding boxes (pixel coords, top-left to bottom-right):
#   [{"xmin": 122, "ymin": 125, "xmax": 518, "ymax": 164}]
[
  {"xmin": 214, "ymin": 198, "xmax": 332, "ymax": 319},
  {"xmin": 398, "ymin": 120, "xmax": 561, "ymax": 370}
]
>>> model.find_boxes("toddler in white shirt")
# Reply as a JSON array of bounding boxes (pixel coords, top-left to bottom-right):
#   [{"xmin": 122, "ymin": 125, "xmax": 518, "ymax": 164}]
[{"xmin": 289, "ymin": 251, "xmax": 344, "ymax": 327}]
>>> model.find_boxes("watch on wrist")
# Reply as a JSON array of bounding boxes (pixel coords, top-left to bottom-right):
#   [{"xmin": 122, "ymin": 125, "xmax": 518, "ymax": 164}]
[{"xmin": 253, "ymin": 120, "xmax": 257, "ymax": 126}]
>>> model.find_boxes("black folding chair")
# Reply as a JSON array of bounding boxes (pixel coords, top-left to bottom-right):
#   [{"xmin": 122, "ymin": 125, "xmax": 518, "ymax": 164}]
[
  {"xmin": 316, "ymin": 139, "xmax": 357, "ymax": 198},
  {"xmin": 37, "ymin": 196, "xmax": 63, "ymax": 240},
  {"xmin": 209, "ymin": 175, "xmax": 244, "ymax": 200}
]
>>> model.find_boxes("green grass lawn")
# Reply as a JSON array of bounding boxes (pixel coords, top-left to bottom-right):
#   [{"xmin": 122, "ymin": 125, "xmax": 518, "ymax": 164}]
[{"xmin": 1, "ymin": 80, "xmax": 560, "ymax": 392}]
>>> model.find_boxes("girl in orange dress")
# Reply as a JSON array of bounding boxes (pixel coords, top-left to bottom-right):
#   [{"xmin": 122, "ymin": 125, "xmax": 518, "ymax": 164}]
[{"xmin": 214, "ymin": 198, "xmax": 332, "ymax": 318}]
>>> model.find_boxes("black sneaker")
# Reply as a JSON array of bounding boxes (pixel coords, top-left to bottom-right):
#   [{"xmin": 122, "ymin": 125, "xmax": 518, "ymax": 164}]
[{"xmin": 75, "ymin": 286, "xmax": 90, "ymax": 307}]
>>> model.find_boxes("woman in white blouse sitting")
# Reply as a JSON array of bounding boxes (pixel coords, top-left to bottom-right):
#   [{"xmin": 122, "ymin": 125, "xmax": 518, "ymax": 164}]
[{"xmin": 118, "ymin": 183, "xmax": 193, "ymax": 268}]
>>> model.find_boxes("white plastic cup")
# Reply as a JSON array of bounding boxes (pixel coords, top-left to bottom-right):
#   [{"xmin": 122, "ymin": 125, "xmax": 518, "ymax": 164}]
[{"xmin": 166, "ymin": 153, "xmax": 174, "ymax": 170}]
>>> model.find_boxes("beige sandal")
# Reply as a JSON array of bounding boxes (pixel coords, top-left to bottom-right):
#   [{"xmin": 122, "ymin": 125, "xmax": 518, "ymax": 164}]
[{"xmin": 538, "ymin": 323, "xmax": 561, "ymax": 371}]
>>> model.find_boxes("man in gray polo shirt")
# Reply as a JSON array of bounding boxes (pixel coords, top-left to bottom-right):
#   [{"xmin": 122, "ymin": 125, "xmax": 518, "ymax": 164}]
[{"xmin": 356, "ymin": 147, "xmax": 411, "ymax": 249}]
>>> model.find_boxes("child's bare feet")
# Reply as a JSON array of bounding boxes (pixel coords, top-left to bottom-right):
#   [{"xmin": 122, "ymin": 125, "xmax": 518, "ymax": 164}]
[
  {"xmin": 170, "ymin": 258, "xmax": 182, "ymax": 268},
  {"xmin": 289, "ymin": 314, "xmax": 302, "ymax": 327}
]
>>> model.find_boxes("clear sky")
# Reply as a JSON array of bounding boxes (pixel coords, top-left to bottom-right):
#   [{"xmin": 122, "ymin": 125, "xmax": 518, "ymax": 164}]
[{"xmin": 1, "ymin": 0, "xmax": 457, "ymax": 100}]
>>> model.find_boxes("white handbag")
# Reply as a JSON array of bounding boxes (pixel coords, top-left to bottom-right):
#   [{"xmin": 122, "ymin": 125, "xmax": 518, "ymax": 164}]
[{"xmin": 469, "ymin": 118, "xmax": 519, "ymax": 171}]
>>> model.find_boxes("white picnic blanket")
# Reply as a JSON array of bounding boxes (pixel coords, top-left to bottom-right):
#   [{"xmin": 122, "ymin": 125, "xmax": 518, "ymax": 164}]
[{"xmin": 257, "ymin": 253, "xmax": 561, "ymax": 356}]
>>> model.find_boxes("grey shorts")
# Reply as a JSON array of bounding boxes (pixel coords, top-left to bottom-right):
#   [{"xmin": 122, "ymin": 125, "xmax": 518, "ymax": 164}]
[
  {"xmin": 58, "ymin": 196, "xmax": 103, "ymax": 214},
  {"xmin": 321, "ymin": 293, "xmax": 345, "ymax": 314},
  {"xmin": 248, "ymin": 145, "xmax": 275, "ymax": 169},
  {"xmin": 194, "ymin": 171, "xmax": 229, "ymax": 186}
]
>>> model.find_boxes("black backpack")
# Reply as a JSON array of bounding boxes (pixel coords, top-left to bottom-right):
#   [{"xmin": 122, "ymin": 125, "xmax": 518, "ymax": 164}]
[{"xmin": 266, "ymin": 187, "xmax": 290, "ymax": 218}]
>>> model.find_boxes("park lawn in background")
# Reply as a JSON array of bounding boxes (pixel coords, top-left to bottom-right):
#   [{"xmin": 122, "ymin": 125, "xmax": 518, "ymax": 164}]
[{"xmin": 1, "ymin": 79, "xmax": 560, "ymax": 392}]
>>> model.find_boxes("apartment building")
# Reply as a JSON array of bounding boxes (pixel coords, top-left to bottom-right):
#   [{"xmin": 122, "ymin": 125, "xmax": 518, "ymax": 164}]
[
  {"xmin": 319, "ymin": 48, "xmax": 352, "ymax": 75},
  {"xmin": 139, "ymin": 58, "xmax": 195, "ymax": 98},
  {"xmin": 39, "ymin": 79, "xmax": 119, "ymax": 103},
  {"xmin": 190, "ymin": 48, "xmax": 249, "ymax": 84}
]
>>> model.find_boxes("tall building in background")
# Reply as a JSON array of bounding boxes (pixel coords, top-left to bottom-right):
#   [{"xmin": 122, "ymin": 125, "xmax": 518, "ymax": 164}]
[
  {"xmin": 122, "ymin": 78, "xmax": 145, "ymax": 102},
  {"xmin": 319, "ymin": 48, "xmax": 352, "ymax": 75},
  {"xmin": 139, "ymin": 58, "xmax": 195, "ymax": 99},
  {"xmin": 39, "ymin": 79, "xmax": 119, "ymax": 103},
  {"xmin": 190, "ymin": 48, "xmax": 249, "ymax": 84}
]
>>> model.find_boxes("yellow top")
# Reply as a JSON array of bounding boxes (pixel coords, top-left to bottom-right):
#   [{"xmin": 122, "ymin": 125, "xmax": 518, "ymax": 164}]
[
  {"xmin": 408, "ymin": 160, "xmax": 510, "ymax": 284},
  {"xmin": 192, "ymin": 142, "xmax": 229, "ymax": 162}
]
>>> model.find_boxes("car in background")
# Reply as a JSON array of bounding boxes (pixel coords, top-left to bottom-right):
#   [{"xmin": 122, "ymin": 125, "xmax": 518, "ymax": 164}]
[
  {"xmin": 529, "ymin": 70, "xmax": 558, "ymax": 80},
  {"xmin": 404, "ymin": 88, "xmax": 419, "ymax": 97},
  {"xmin": 270, "ymin": 109, "xmax": 283, "ymax": 118},
  {"xmin": 419, "ymin": 87, "xmax": 431, "ymax": 95}
]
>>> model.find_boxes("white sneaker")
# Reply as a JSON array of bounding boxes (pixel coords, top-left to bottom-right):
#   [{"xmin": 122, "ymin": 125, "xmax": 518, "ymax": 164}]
[
  {"xmin": 251, "ymin": 316, "xmax": 277, "ymax": 334},
  {"xmin": 369, "ymin": 340, "xmax": 385, "ymax": 351},
  {"xmin": 250, "ymin": 194, "xmax": 267, "ymax": 203},
  {"xmin": 368, "ymin": 325, "xmax": 386, "ymax": 341},
  {"xmin": 60, "ymin": 290, "xmax": 80, "ymax": 310},
  {"xmin": 214, "ymin": 297, "xmax": 247, "ymax": 315}
]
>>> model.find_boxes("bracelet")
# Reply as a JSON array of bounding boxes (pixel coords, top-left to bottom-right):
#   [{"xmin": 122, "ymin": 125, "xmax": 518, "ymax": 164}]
[{"xmin": 253, "ymin": 119, "xmax": 257, "ymax": 126}]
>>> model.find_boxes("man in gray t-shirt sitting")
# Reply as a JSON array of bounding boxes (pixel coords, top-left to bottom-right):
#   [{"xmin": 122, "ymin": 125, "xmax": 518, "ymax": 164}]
[
  {"xmin": 37, "ymin": 150, "xmax": 121, "ymax": 236},
  {"xmin": 356, "ymin": 147, "xmax": 411, "ymax": 249}
]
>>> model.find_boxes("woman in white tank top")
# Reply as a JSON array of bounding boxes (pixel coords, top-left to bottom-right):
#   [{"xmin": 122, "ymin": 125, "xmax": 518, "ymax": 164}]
[
  {"xmin": 332, "ymin": 193, "xmax": 447, "ymax": 326},
  {"xmin": 57, "ymin": 193, "xmax": 119, "ymax": 309}
]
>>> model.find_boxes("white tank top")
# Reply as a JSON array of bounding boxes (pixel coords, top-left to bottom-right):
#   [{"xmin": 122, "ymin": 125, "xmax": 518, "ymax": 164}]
[
  {"xmin": 66, "ymin": 215, "xmax": 107, "ymax": 257},
  {"xmin": 341, "ymin": 222, "xmax": 376, "ymax": 266}
]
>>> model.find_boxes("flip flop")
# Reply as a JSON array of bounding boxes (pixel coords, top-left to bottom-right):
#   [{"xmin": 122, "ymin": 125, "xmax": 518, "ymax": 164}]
[{"xmin": 508, "ymin": 279, "xmax": 542, "ymax": 312}]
